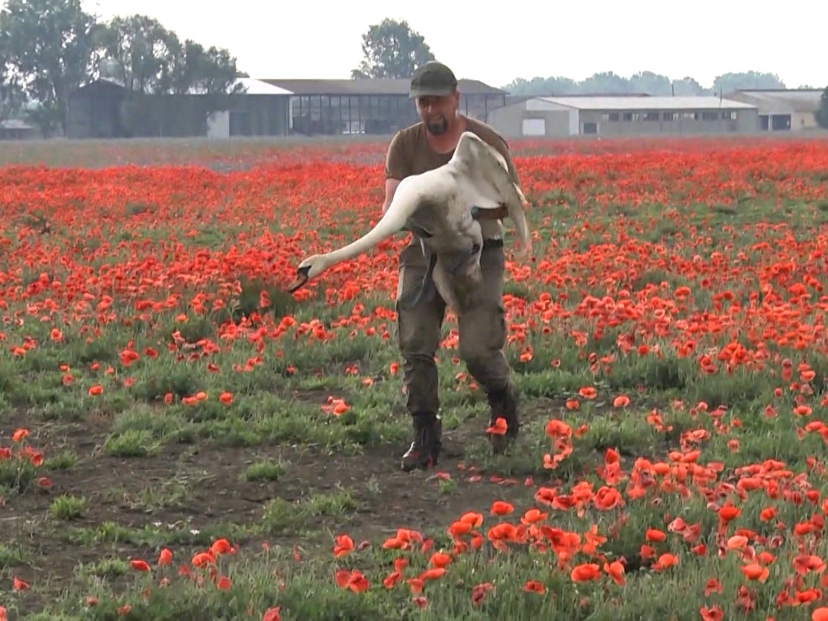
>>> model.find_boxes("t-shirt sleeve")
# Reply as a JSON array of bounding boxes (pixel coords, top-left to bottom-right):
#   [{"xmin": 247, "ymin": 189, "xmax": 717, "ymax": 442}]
[{"xmin": 385, "ymin": 131, "xmax": 409, "ymax": 180}]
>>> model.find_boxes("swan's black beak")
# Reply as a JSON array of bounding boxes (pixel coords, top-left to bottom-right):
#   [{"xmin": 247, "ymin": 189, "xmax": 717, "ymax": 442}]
[{"xmin": 287, "ymin": 266, "xmax": 311, "ymax": 293}]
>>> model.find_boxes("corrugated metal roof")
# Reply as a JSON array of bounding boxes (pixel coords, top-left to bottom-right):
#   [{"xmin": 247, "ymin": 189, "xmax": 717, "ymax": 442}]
[
  {"xmin": 504, "ymin": 95, "xmax": 534, "ymax": 106},
  {"xmin": 506, "ymin": 92, "xmax": 651, "ymax": 102},
  {"xmin": 539, "ymin": 96, "xmax": 757, "ymax": 110},
  {"xmin": 725, "ymin": 89, "xmax": 822, "ymax": 112},
  {"xmin": 260, "ymin": 78, "xmax": 506, "ymax": 96},
  {"xmin": 232, "ymin": 78, "xmax": 292, "ymax": 95},
  {"xmin": 73, "ymin": 77, "xmax": 290, "ymax": 96},
  {"xmin": 72, "ymin": 78, "xmax": 126, "ymax": 93},
  {"xmin": 554, "ymin": 92, "xmax": 652, "ymax": 97},
  {"xmin": 71, "ymin": 77, "xmax": 505, "ymax": 98}
]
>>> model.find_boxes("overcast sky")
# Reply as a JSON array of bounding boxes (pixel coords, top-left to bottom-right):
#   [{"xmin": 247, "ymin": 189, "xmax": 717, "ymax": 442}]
[{"xmin": 82, "ymin": 0, "xmax": 822, "ymax": 89}]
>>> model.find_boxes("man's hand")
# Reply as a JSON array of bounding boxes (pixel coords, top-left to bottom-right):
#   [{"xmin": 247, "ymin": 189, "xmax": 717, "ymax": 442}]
[
  {"xmin": 515, "ymin": 198, "xmax": 533, "ymax": 261},
  {"xmin": 515, "ymin": 238, "xmax": 533, "ymax": 261}
]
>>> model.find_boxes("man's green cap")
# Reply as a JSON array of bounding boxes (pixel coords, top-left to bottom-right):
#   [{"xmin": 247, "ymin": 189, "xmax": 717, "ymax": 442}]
[{"xmin": 409, "ymin": 61, "xmax": 458, "ymax": 99}]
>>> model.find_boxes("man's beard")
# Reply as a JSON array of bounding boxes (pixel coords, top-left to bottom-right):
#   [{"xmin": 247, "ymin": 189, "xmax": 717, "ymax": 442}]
[{"xmin": 426, "ymin": 116, "xmax": 449, "ymax": 135}]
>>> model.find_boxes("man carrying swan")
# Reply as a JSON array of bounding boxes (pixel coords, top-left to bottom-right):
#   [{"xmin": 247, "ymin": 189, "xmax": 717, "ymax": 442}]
[{"xmin": 384, "ymin": 61, "xmax": 525, "ymax": 472}]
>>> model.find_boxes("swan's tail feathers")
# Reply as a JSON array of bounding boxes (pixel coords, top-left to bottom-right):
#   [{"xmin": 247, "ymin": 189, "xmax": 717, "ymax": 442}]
[{"xmin": 398, "ymin": 251, "xmax": 438, "ymax": 309}]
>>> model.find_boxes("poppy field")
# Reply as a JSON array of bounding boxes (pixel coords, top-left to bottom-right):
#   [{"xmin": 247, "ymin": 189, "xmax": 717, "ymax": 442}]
[{"xmin": 3, "ymin": 134, "xmax": 828, "ymax": 621}]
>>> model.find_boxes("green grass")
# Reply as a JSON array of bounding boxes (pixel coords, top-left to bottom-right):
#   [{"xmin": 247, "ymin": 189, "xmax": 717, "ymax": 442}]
[{"xmin": 2, "ymin": 139, "xmax": 828, "ymax": 621}]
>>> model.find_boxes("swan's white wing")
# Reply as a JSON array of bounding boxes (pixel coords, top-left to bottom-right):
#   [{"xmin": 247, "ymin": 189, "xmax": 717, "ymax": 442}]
[
  {"xmin": 451, "ymin": 132, "xmax": 532, "ymax": 254},
  {"xmin": 456, "ymin": 175, "xmax": 506, "ymax": 210}
]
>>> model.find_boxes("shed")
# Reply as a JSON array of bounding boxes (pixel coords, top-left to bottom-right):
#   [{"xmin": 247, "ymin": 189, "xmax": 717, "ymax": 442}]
[
  {"xmin": 723, "ymin": 89, "xmax": 824, "ymax": 131},
  {"xmin": 0, "ymin": 119, "xmax": 38, "ymax": 140},
  {"xmin": 488, "ymin": 95, "xmax": 760, "ymax": 137},
  {"xmin": 67, "ymin": 78, "xmax": 127, "ymax": 139}
]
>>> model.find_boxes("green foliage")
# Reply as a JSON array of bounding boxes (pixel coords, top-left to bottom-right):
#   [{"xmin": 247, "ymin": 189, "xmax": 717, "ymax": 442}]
[
  {"xmin": 0, "ymin": 0, "xmax": 244, "ymax": 137},
  {"xmin": 95, "ymin": 15, "xmax": 243, "ymax": 97},
  {"xmin": 503, "ymin": 69, "xmax": 789, "ymax": 97},
  {"xmin": 0, "ymin": 70, "xmax": 25, "ymax": 122},
  {"xmin": 0, "ymin": 0, "xmax": 98, "ymax": 134},
  {"xmin": 351, "ymin": 18, "xmax": 436, "ymax": 80}
]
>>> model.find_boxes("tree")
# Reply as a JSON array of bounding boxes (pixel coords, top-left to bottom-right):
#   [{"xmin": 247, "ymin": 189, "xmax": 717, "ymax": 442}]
[
  {"xmin": 351, "ymin": 19, "xmax": 435, "ymax": 79},
  {"xmin": 91, "ymin": 15, "xmax": 243, "ymax": 136},
  {"xmin": 671, "ymin": 77, "xmax": 705, "ymax": 96},
  {"xmin": 0, "ymin": 75, "xmax": 25, "ymax": 123},
  {"xmin": 627, "ymin": 71, "xmax": 674, "ymax": 95},
  {"xmin": 816, "ymin": 86, "xmax": 828, "ymax": 129},
  {"xmin": 711, "ymin": 71, "xmax": 785, "ymax": 95},
  {"xmin": 165, "ymin": 39, "xmax": 244, "ymax": 96},
  {"xmin": 502, "ymin": 76, "xmax": 577, "ymax": 96},
  {"xmin": 94, "ymin": 15, "xmax": 243, "ymax": 96},
  {"xmin": 498, "ymin": 70, "xmax": 791, "ymax": 97},
  {"xmin": 0, "ymin": 37, "xmax": 26, "ymax": 123},
  {"xmin": 93, "ymin": 14, "xmax": 179, "ymax": 94},
  {"xmin": 0, "ymin": 0, "xmax": 99, "ymax": 135}
]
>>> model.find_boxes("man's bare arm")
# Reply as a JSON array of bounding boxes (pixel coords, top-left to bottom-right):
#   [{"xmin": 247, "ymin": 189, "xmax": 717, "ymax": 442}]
[{"xmin": 382, "ymin": 178, "xmax": 401, "ymax": 215}]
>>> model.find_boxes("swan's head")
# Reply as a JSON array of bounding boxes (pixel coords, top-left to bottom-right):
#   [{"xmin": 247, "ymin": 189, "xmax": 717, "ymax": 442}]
[{"xmin": 286, "ymin": 254, "xmax": 330, "ymax": 292}]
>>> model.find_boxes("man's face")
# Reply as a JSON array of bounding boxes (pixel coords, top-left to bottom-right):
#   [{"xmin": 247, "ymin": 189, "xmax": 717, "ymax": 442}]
[{"xmin": 416, "ymin": 91, "xmax": 459, "ymax": 135}]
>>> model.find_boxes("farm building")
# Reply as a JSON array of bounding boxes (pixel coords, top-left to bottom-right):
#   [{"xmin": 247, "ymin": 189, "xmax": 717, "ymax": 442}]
[
  {"xmin": 67, "ymin": 76, "xmax": 507, "ymax": 139},
  {"xmin": 260, "ymin": 78, "xmax": 507, "ymax": 136},
  {"xmin": 487, "ymin": 95, "xmax": 760, "ymax": 138},
  {"xmin": 67, "ymin": 79, "xmax": 127, "ymax": 138},
  {"xmin": 205, "ymin": 78, "xmax": 292, "ymax": 137},
  {"xmin": 0, "ymin": 119, "xmax": 38, "ymax": 140},
  {"xmin": 67, "ymin": 77, "xmax": 292, "ymax": 139},
  {"xmin": 722, "ymin": 89, "xmax": 824, "ymax": 131}
]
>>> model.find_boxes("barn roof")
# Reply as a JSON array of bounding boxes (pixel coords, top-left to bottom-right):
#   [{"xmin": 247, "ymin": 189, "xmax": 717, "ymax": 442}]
[
  {"xmin": 259, "ymin": 78, "xmax": 506, "ymax": 96},
  {"xmin": 724, "ymin": 89, "xmax": 823, "ymax": 112},
  {"xmin": 538, "ymin": 95, "xmax": 757, "ymax": 111}
]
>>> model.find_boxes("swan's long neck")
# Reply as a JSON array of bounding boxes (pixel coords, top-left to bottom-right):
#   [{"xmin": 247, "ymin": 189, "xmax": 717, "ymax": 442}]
[{"xmin": 320, "ymin": 189, "xmax": 418, "ymax": 268}]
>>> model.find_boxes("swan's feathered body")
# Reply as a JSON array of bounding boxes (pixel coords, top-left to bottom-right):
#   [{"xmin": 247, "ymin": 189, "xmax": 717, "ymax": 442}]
[{"xmin": 287, "ymin": 131, "xmax": 532, "ymax": 312}]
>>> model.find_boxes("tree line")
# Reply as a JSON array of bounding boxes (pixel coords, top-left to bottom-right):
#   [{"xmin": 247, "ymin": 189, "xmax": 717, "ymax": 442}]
[
  {"xmin": 0, "ymin": 0, "xmax": 244, "ymax": 136},
  {"xmin": 350, "ymin": 19, "xmax": 828, "ymax": 128},
  {"xmin": 3, "ymin": 10, "xmax": 827, "ymax": 136},
  {"xmin": 352, "ymin": 19, "xmax": 817, "ymax": 95},
  {"xmin": 503, "ymin": 71, "xmax": 795, "ymax": 97}
]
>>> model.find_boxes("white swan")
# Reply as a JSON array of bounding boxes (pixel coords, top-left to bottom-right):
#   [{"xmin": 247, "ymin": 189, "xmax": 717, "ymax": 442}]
[{"xmin": 286, "ymin": 131, "xmax": 532, "ymax": 313}]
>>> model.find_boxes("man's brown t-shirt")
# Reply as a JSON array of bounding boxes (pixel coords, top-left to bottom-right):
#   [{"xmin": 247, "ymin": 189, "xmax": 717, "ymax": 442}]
[{"xmin": 384, "ymin": 117, "xmax": 519, "ymax": 241}]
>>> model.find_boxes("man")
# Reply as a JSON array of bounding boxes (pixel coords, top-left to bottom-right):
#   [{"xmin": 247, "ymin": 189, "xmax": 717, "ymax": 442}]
[{"xmin": 383, "ymin": 60, "xmax": 524, "ymax": 472}]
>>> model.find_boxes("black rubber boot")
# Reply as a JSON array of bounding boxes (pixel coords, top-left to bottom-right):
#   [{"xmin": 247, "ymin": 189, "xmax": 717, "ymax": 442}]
[
  {"xmin": 486, "ymin": 384, "xmax": 520, "ymax": 454},
  {"xmin": 400, "ymin": 413, "xmax": 442, "ymax": 472}
]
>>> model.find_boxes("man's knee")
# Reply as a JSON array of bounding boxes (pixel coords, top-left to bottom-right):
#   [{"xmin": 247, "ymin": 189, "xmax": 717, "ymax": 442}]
[
  {"xmin": 460, "ymin": 344, "xmax": 511, "ymax": 393},
  {"xmin": 458, "ymin": 245, "xmax": 509, "ymax": 387},
  {"xmin": 397, "ymin": 304, "xmax": 441, "ymax": 356},
  {"xmin": 458, "ymin": 329, "xmax": 506, "ymax": 370},
  {"xmin": 458, "ymin": 304, "xmax": 506, "ymax": 361}
]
